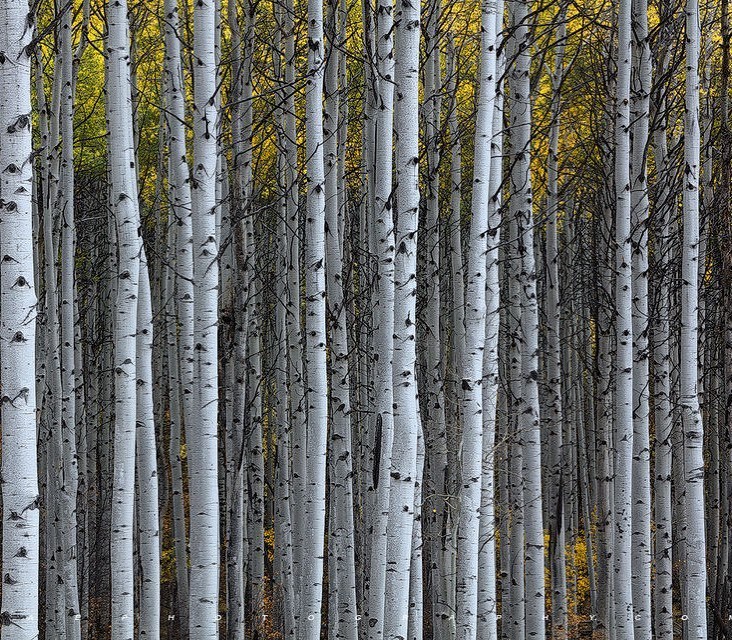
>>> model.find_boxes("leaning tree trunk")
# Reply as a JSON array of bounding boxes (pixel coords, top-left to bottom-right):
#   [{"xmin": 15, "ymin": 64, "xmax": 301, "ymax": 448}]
[{"xmin": 0, "ymin": 1, "xmax": 40, "ymax": 638}]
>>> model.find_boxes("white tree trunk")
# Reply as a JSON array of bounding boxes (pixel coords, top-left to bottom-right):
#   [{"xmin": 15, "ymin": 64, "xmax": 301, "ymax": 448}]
[
  {"xmin": 0, "ymin": 2, "xmax": 40, "ymax": 637},
  {"xmin": 163, "ymin": 0, "xmax": 192, "ymax": 625},
  {"xmin": 58, "ymin": 3, "xmax": 82, "ymax": 636},
  {"xmin": 456, "ymin": 0, "xmax": 497, "ymax": 636},
  {"xmin": 383, "ymin": 0, "xmax": 421, "ymax": 635},
  {"xmin": 630, "ymin": 0, "xmax": 652, "ymax": 633},
  {"xmin": 651, "ymin": 121, "xmax": 673, "ymax": 640},
  {"xmin": 366, "ymin": 0, "xmax": 397, "ymax": 632},
  {"xmin": 299, "ymin": 0, "xmax": 328, "ymax": 631},
  {"xmin": 681, "ymin": 0, "xmax": 707, "ymax": 636},
  {"xmin": 612, "ymin": 0, "xmax": 635, "ymax": 635},
  {"xmin": 324, "ymin": 2, "xmax": 358, "ymax": 634},
  {"xmin": 190, "ymin": 0, "xmax": 220, "ymax": 635},
  {"xmin": 508, "ymin": 0, "xmax": 546, "ymax": 636},
  {"xmin": 107, "ymin": 0, "xmax": 143, "ymax": 635},
  {"xmin": 136, "ymin": 251, "xmax": 160, "ymax": 640},
  {"xmin": 477, "ymin": 5, "xmax": 503, "ymax": 634}
]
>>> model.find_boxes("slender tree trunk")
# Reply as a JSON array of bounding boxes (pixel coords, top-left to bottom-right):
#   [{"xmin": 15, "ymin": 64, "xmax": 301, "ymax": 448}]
[
  {"xmin": 456, "ymin": 0, "xmax": 497, "ymax": 636},
  {"xmin": 681, "ymin": 0, "xmax": 707, "ymax": 636},
  {"xmin": 0, "ymin": 2, "xmax": 40, "ymax": 637},
  {"xmin": 189, "ymin": 0, "xmax": 221, "ymax": 634},
  {"xmin": 544, "ymin": 6, "xmax": 567, "ymax": 636},
  {"xmin": 299, "ymin": 0, "xmax": 329, "ymax": 630},
  {"xmin": 508, "ymin": 0, "xmax": 546, "ymax": 636},
  {"xmin": 366, "ymin": 0, "xmax": 397, "ymax": 631},
  {"xmin": 107, "ymin": 0, "xmax": 143, "ymax": 634},
  {"xmin": 383, "ymin": 0, "xmax": 421, "ymax": 635},
  {"xmin": 136, "ymin": 252, "xmax": 160, "ymax": 640},
  {"xmin": 162, "ymin": 0, "xmax": 192, "ymax": 629},
  {"xmin": 630, "ymin": 0, "xmax": 652, "ymax": 633},
  {"xmin": 613, "ymin": 0, "xmax": 635, "ymax": 634}
]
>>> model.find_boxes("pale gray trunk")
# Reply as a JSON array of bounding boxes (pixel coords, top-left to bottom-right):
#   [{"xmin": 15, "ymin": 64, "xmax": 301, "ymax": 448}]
[
  {"xmin": 0, "ymin": 2, "xmax": 40, "ymax": 637},
  {"xmin": 681, "ymin": 0, "xmax": 707, "ymax": 636},
  {"xmin": 456, "ymin": 1, "xmax": 497, "ymax": 637},
  {"xmin": 612, "ymin": 0, "xmax": 635, "ymax": 635},
  {"xmin": 382, "ymin": 0, "xmax": 421, "ymax": 635},
  {"xmin": 107, "ymin": 0, "xmax": 143, "ymax": 634},
  {"xmin": 189, "ymin": 0, "xmax": 221, "ymax": 634},
  {"xmin": 630, "ymin": 0, "xmax": 652, "ymax": 632},
  {"xmin": 136, "ymin": 252, "xmax": 160, "ymax": 640}
]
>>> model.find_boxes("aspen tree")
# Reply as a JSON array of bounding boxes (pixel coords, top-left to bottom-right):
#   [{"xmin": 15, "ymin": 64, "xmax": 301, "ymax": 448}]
[
  {"xmin": 544, "ymin": 5, "xmax": 567, "ymax": 636},
  {"xmin": 324, "ymin": 0, "xmax": 358, "ymax": 634},
  {"xmin": 630, "ymin": 0, "xmax": 652, "ymax": 632},
  {"xmin": 0, "ymin": 1, "xmax": 40, "ymax": 637},
  {"xmin": 423, "ymin": 8, "xmax": 449, "ymax": 637},
  {"xmin": 107, "ymin": 0, "xmax": 143, "ymax": 635},
  {"xmin": 299, "ymin": 0, "xmax": 329, "ymax": 630},
  {"xmin": 477, "ymin": 4, "xmax": 504, "ymax": 636},
  {"xmin": 681, "ymin": 0, "xmax": 707, "ymax": 636},
  {"xmin": 456, "ymin": 0, "xmax": 497, "ymax": 637},
  {"xmin": 162, "ymin": 0, "xmax": 192, "ymax": 626},
  {"xmin": 383, "ymin": 0, "xmax": 421, "ymax": 634},
  {"xmin": 508, "ymin": 0, "xmax": 546, "ymax": 635},
  {"xmin": 366, "ymin": 0, "xmax": 397, "ymax": 630},
  {"xmin": 189, "ymin": 0, "xmax": 220, "ymax": 634},
  {"xmin": 136, "ymin": 252, "xmax": 160, "ymax": 640},
  {"xmin": 651, "ymin": 120, "xmax": 673, "ymax": 640},
  {"xmin": 57, "ymin": 4, "xmax": 82, "ymax": 636},
  {"xmin": 613, "ymin": 0, "xmax": 635, "ymax": 634}
]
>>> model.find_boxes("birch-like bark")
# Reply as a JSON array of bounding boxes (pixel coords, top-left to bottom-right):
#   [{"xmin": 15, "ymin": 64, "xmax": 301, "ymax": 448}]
[
  {"xmin": 630, "ymin": 0, "xmax": 652, "ymax": 632},
  {"xmin": 299, "ymin": 0, "xmax": 329, "ymax": 630},
  {"xmin": 324, "ymin": 1, "xmax": 358, "ymax": 634},
  {"xmin": 456, "ymin": 1, "xmax": 497, "ymax": 637},
  {"xmin": 163, "ymin": 0, "xmax": 192, "ymax": 626},
  {"xmin": 189, "ymin": 0, "xmax": 220, "ymax": 634},
  {"xmin": 39, "ymin": 39, "xmax": 67, "ymax": 640},
  {"xmin": 681, "ymin": 0, "xmax": 707, "ymax": 636},
  {"xmin": 136, "ymin": 252, "xmax": 160, "ymax": 640},
  {"xmin": 0, "ymin": 2, "xmax": 40, "ymax": 637},
  {"xmin": 366, "ymin": 0, "xmax": 397, "ymax": 631},
  {"xmin": 612, "ymin": 0, "xmax": 635, "ymax": 635},
  {"xmin": 107, "ymin": 0, "xmax": 143, "ymax": 634},
  {"xmin": 423, "ymin": 8, "xmax": 449, "ymax": 637},
  {"xmin": 383, "ymin": 0, "xmax": 421, "ymax": 634},
  {"xmin": 477, "ymin": 6, "xmax": 504, "ymax": 635},
  {"xmin": 508, "ymin": 0, "xmax": 546, "ymax": 636},
  {"xmin": 281, "ymin": 0, "xmax": 307, "ymax": 594},
  {"xmin": 544, "ymin": 6, "xmax": 567, "ymax": 636},
  {"xmin": 58, "ymin": 2, "xmax": 82, "ymax": 635},
  {"xmin": 165, "ymin": 226, "xmax": 190, "ymax": 639},
  {"xmin": 651, "ymin": 121, "xmax": 673, "ymax": 640}
]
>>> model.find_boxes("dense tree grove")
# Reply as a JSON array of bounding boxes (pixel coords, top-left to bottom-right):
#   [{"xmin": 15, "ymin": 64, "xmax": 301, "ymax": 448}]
[{"xmin": 2, "ymin": 0, "xmax": 732, "ymax": 637}]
